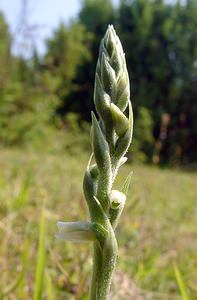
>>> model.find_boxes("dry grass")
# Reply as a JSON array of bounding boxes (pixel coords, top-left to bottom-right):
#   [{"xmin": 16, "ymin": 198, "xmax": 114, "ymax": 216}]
[{"xmin": 0, "ymin": 146, "xmax": 196, "ymax": 299}]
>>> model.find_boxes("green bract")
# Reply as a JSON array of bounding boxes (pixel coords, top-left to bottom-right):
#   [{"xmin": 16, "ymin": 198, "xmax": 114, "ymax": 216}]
[{"xmin": 57, "ymin": 25, "xmax": 133, "ymax": 300}]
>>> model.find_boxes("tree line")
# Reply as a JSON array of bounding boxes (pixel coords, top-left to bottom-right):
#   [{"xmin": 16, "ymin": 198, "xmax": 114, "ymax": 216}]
[{"xmin": 0, "ymin": 0, "xmax": 196, "ymax": 165}]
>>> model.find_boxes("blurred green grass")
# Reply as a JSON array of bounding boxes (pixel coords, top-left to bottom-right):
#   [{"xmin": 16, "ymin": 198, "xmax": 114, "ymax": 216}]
[{"xmin": 0, "ymin": 145, "xmax": 196, "ymax": 299}]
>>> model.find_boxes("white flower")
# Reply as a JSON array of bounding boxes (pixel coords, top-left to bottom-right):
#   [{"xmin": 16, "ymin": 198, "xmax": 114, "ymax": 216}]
[
  {"xmin": 109, "ymin": 190, "xmax": 126, "ymax": 209},
  {"xmin": 56, "ymin": 221, "xmax": 95, "ymax": 243}
]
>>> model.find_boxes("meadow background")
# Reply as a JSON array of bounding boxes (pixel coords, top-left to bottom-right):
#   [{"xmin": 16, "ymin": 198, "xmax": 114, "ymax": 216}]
[{"xmin": 0, "ymin": 0, "xmax": 197, "ymax": 299}]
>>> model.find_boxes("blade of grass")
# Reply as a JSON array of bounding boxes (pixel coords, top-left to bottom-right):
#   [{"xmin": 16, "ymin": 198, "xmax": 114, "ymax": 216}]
[
  {"xmin": 1, "ymin": 269, "xmax": 24, "ymax": 298},
  {"xmin": 173, "ymin": 263, "xmax": 190, "ymax": 300},
  {"xmin": 17, "ymin": 240, "xmax": 29, "ymax": 298},
  {"xmin": 33, "ymin": 207, "xmax": 46, "ymax": 300},
  {"xmin": 12, "ymin": 171, "xmax": 32, "ymax": 210},
  {"xmin": 46, "ymin": 272, "xmax": 55, "ymax": 300},
  {"xmin": 1, "ymin": 240, "xmax": 29, "ymax": 299}
]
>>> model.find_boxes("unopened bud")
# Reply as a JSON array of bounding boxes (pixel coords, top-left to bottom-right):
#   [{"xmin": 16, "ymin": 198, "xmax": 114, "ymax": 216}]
[
  {"xmin": 94, "ymin": 74, "xmax": 111, "ymax": 119},
  {"xmin": 110, "ymin": 103, "xmax": 129, "ymax": 136},
  {"xmin": 101, "ymin": 53, "xmax": 116, "ymax": 95},
  {"xmin": 116, "ymin": 71, "xmax": 130, "ymax": 111},
  {"xmin": 91, "ymin": 112, "xmax": 111, "ymax": 170}
]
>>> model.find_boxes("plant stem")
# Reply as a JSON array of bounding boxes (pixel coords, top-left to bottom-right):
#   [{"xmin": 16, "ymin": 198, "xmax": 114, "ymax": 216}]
[
  {"xmin": 57, "ymin": 25, "xmax": 133, "ymax": 300},
  {"xmin": 90, "ymin": 229, "xmax": 118, "ymax": 300}
]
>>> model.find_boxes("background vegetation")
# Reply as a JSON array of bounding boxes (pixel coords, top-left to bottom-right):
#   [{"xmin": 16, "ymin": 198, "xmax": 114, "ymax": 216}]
[
  {"xmin": 0, "ymin": 0, "xmax": 196, "ymax": 299},
  {"xmin": 0, "ymin": 0, "xmax": 197, "ymax": 165}
]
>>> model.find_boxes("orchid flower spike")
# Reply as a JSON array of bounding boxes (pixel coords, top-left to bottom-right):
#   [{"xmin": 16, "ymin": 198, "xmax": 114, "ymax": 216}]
[{"xmin": 57, "ymin": 25, "xmax": 133, "ymax": 300}]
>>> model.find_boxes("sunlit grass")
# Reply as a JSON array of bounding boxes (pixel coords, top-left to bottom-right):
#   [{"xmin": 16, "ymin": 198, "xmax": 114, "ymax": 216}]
[
  {"xmin": 173, "ymin": 263, "xmax": 190, "ymax": 300},
  {"xmin": 0, "ymin": 145, "xmax": 196, "ymax": 299},
  {"xmin": 33, "ymin": 206, "xmax": 46, "ymax": 300}
]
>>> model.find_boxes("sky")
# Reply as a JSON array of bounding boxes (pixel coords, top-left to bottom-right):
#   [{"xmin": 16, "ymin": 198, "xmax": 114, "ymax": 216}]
[{"xmin": 0, "ymin": 0, "xmax": 119, "ymax": 56}]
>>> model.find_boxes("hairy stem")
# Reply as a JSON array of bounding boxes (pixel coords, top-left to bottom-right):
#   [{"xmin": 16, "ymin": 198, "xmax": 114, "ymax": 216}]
[{"xmin": 90, "ymin": 229, "xmax": 118, "ymax": 300}]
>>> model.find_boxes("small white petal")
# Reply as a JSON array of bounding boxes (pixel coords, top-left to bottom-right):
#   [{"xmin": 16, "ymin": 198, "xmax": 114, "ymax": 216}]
[
  {"xmin": 109, "ymin": 190, "xmax": 126, "ymax": 208},
  {"xmin": 56, "ymin": 221, "xmax": 95, "ymax": 243}
]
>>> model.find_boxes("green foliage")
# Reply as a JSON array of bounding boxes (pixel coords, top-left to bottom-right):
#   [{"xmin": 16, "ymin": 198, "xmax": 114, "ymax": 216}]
[
  {"xmin": 0, "ymin": 269, "xmax": 24, "ymax": 299},
  {"xmin": 131, "ymin": 106, "xmax": 154, "ymax": 162},
  {"xmin": 173, "ymin": 263, "xmax": 190, "ymax": 300},
  {"xmin": 0, "ymin": 12, "xmax": 11, "ymax": 83},
  {"xmin": 118, "ymin": 0, "xmax": 197, "ymax": 164},
  {"xmin": 11, "ymin": 171, "xmax": 32, "ymax": 211},
  {"xmin": 71, "ymin": 0, "xmax": 196, "ymax": 164},
  {"xmin": 0, "ymin": 53, "xmax": 59, "ymax": 144},
  {"xmin": 63, "ymin": 112, "xmax": 90, "ymax": 154},
  {"xmin": 0, "ymin": 14, "xmax": 59, "ymax": 145},
  {"xmin": 79, "ymin": 0, "xmax": 114, "ymax": 34},
  {"xmin": 45, "ymin": 22, "xmax": 92, "ymax": 101},
  {"xmin": 46, "ymin": 273, "xmax": 55, "ymax": 300},
  {"xmin": 0, "ymin": 144, "xmax": 196, "ymax": 299},
  {"xmin": 0, "ymin": 0, "xmax": 196, "ymax": 165}
]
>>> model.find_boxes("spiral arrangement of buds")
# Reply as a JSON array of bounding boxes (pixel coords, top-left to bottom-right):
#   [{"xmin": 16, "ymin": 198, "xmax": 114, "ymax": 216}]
[{"xmin": 57, "ymin": 25, "xmax": 133, "ymax": 300}]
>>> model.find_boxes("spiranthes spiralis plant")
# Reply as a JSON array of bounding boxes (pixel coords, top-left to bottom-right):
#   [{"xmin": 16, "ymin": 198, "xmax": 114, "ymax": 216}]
[{"xmin": 56, "ymin": 25, "xmax": 133, "ymax": 300}]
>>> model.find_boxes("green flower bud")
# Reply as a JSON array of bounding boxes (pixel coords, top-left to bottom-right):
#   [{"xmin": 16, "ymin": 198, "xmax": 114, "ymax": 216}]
[
  {"xmin": 94, "ymin": 74, "xmax": 111, "ymax": 119},
  {"xmin": 110, "ymin": 103, "xmax": 129, "ymax": 136},
  {"xmin": 91, "ymin": 112, "xmax": 111, "ymax": 171},
  {"xmin": 89, "ymin": 164, "xmax": 99, "ymax": 179},
  {"xmin": 114, "ymin": 101, "xmax": 133, "ymax": 159},
  {"xmin": 110, "ymin": 49, "xmax": 124, "ymax": 77},
  {"xmin": 101, "ymin": 53, "xmax": 116, "ymax": 95},
  {"xmin": 116, "ymin": 70, "xmax": 130, "ymax": 111},
  {"xmin": 83, "ymin": 169, "xmax": 97, "ymax": 203},
  {"xmin": 95, "ymin": 25, "xmax": 130, "ymax": 110},
  {"xmin": 104, "ymin": 26, "xmax": 115, "ymax": 57},
  {"xmin": 98, "ymin": 39, "xmax": 108, "ymax": 63}
]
